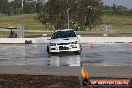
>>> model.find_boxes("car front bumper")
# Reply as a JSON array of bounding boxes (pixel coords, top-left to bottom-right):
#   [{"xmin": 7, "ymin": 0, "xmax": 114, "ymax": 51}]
[{"xmin": 49, "ymin": 44, "xmax": 81, "ymax": 53}]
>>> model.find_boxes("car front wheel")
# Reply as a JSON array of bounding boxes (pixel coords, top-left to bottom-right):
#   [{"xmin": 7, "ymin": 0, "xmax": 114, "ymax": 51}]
[
  {"xmin": 74, "ymin": 51, "xmax": 81, "ymax": 55},
  {"xmin": 47, "ymin": 46, "xmax": 51, "ymax": 54},
  {"xmin": 74, "ymin": 45, "xmax": 82, "ymax": 55}
]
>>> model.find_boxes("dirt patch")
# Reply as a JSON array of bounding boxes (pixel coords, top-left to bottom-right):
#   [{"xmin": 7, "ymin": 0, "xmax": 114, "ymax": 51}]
[
  {"xmin": 0, "ymin": 74, "xmax": 80, "ymax": 88},
  {"xmin": 0, "ymin": 74, "xmax": 130, "ymax": 88}
]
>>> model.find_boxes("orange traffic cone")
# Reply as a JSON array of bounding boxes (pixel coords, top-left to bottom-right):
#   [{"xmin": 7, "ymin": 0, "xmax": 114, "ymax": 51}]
[
  {"xmin": 12, "ymin": 44, "xmax": 16, "ymax": 49},
  {"xmin": 32, "ymin": 43, "xmax": 37, "ymax": 49},
  {"xmin": 127, "ymin": 42, "xmax": 131, "ymax": 48},
  {"xmin": 90, "ymin": 43, "xmax": 96, "ymax": 48}
]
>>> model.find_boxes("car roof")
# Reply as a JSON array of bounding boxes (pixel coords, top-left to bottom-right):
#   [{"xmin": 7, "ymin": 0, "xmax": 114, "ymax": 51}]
[{"xmin": 55, "ymin": 29, "xmax": 74, "ymax": 32}]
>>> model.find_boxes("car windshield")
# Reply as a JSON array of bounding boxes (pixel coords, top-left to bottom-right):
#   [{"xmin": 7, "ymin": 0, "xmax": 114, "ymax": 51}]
[{"xmin": 51, "ymin": 30, "xmax": 76, "ymax": 39}]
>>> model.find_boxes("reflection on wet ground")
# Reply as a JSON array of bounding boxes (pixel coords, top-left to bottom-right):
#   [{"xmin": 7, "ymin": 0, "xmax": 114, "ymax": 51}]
[
  {"xmin": 0, "ymin": 43, "xmax": 132, "ymax": 66},
  {"xmin": 82, "ymin": 43, "xmax": 132, "ymax": 66}
]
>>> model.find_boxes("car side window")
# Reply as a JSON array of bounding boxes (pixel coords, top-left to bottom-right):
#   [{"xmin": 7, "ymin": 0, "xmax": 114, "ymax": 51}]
[{"xmin": 68, "ymin": 30, "xmax": 76, "ymax": 37}]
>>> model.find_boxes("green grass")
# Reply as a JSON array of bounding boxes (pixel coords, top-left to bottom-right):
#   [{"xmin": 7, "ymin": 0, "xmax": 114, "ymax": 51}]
[
  {"xmin": 0, "ymin": 14, "xmax": 44, "ymax": 30},
  {"xmin": 0, "ymin": 14, "xmax": 132, "ymax": 37},
  {"xmin": 0, "ymin": 30, "xmax": 53, "ymax": 38},
  {"xmin": 102, "ymin": 15, "xmax": 132, "ymax": 25},
  {"xmin": 101, "ymin": 15, "xmax": 132, "ymax": 33}
]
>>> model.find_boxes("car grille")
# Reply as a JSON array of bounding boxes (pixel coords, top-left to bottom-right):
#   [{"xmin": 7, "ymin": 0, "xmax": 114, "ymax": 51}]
[
  {"xmin": 59, "ymin": 46, "xmax": 69, "ymax": 50},
  {"xmin": 57, "ymin": 43, "xmax": 70, "ymax": 45}
]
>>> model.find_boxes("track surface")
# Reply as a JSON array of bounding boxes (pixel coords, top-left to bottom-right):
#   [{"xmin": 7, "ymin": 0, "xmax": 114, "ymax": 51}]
[
  {"xmin": 0, "ymin": 44, "xmax": 132, "ymax": 66},
  {"xmin": 0, "ymin": 44, "xmax": 132, "ymax": 78}
]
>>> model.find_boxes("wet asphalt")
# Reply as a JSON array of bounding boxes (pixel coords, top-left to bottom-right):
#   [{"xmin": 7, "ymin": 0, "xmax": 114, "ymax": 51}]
[
  {"xmin": 0, "ymin": 43, "xmax": 132, "ymax": 66},
  {"xmin": 0, "ymin": 43, "xmax": 132, "ymax": 78}
]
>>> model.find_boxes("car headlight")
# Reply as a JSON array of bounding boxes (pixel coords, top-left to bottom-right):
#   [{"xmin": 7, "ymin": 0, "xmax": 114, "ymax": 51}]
[
  {"xmin": 49, "ymin": 43, "xmax": 56, "ymax": 46},
  {"xmin": 70, "ymin": 41, "xmax": 78, "ymax": 44}
]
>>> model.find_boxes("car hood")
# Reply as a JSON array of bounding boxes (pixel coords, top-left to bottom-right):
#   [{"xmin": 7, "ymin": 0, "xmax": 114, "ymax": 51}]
[{"xmin": 50, "ymin": 37, "xmax": 79, "ymax": 44}]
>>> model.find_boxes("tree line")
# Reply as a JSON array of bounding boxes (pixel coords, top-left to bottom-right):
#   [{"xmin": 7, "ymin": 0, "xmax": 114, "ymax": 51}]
[
  {"xmin": 102, "ymin": 4, "xmax": 132, "ymax": 16},
  {"xmin": 1, "ymin": 0, "xmax": 132, "ymax": 31},
  {"xmin": 0, "ymin": 0, "xmax": 42, "ymax": 15},
  {"xmin": 36, "ymin": 0, "xmax": 132, "ymax": 31},
  {"xmin": 0, "ymin": 0, "xmax": 103, "ymax": 31},
  {"xmin": 37, "ymin": 0, "xmax": 103, "ymax": 31}
]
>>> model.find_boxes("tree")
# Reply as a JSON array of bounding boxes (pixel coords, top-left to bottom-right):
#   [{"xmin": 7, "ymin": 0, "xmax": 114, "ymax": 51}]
[
  {"xmin": 36, "ymin": 2, "xmax": 44, "ymax": 13},
  {"xmin": 37, "ymin": 0, "xmax": 67, "ymax": 29},
  {"xmin": 37, "ymin": 0, "xmax": 102, "ymax": 31},
  {"xmin": 10, "ymin": 0, "xmax": 23, "ymax": 14},
  {"xmin": 9, "ymin": 0, "xmax": 36, "ymax": 14},
  {"xmin": 23, "ymin": 1, "xmax": 36, "ymax": 14},
  {"xmin": 0, "ymin": 0, "xmax": 9, "ymax": 15},
  {"xmin": 77, "ymin": 0, "xmax": 102, "ymax": 31}
]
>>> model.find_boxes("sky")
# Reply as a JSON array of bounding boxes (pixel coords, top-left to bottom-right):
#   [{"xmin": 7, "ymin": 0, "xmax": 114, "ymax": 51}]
[{"xmin": 103, "ymin": 0, "xmax": 132, "ymax": 9}]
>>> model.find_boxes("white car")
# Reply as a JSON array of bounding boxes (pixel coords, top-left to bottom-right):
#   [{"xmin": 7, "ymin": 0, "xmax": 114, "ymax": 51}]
[{"xmin": 47, "ymin": 29, "xmax": 82, "ymax": 54}]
